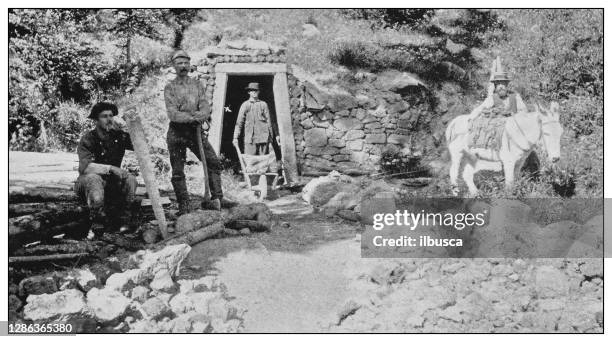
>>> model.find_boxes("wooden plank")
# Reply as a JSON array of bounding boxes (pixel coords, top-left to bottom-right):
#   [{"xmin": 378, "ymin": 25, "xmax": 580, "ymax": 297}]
[
  {"xmin": 215, "ymin": 63, "xmax": 287, "ymax": 74},
  {"xmin": 273, "ymin": 72, "xmax": 299, "ymax": 184},
  {"xmin": 141, "ymin": 197, "xmax": 171, "ymax": 207},
  {"xmin": 209, "ymin": 72, "xmax": 228, "ymax": 154}
]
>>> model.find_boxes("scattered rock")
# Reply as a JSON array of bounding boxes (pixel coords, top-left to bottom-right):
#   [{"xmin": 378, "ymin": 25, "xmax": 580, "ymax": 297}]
[
  {"xmin": 76, "ymin": 269, "xmax": 99, "ymax": 292},
  {"xmin": 23, "ymin": 289, "xmax": 88, "ymax": 321},
  {"xmin": 336, "ymin": 209, "xmax": 360, "ymax": 222},
  {"xmin": 140, "ymin": 297, "xmax": 172, "ymax": 321},
  {"xmin": 301, "ymin": 171, "xmax": 358, "ymax": 206},
  {"xmin": 19, "ymin": 275, "xmax": 58, "ymax": 297},
  {"xmin": 87, "ymin": 288, "xmax": 131, "ymax": 323},
  {"xmin": 130, "ymin": 286, "xmax": 150, "ymax": 303}
]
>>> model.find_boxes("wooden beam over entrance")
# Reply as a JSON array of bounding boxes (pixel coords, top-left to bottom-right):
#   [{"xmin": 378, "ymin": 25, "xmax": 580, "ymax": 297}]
[{"xmin": 215, "ymin": 63, "xmax": 287, "ymax": 74}]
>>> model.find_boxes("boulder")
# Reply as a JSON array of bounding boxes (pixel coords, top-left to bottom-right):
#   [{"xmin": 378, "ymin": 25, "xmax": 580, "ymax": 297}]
[
  {"xmin": 105, "ymin": 268, "xmax": 146, "ymax": 292},
  {"xmin": 139, "ymin": 244, "xmax": 192, "ymax": 281},
  {"xmin": 19, "ymin": 275, "xmax": 57, "ymax": 297},
  {"xmin": 140, "ymin": 297, "xmax": 172, "ymax": 321},
  {"xmin": 130, "ymin": 286, "xmax": 150, "ymax": 303},
  {"xmin": 86, "ymin": 288, "xmax": 131, "ymax": 323},
  {"xmin": 23, "ymin": 289, "xmax": 88, "ymax": 321},
  {"xmin": 175, "ymin": 210, "xmax": 224, "ymax": 234},
  {"xmin": 323, "ymin": 192, "xmax": 359, "ymax": 213},
  {"xmin": 302, "ymin": 171, "xmax": 358, "ymax": 207},
  {"xmin": 327, "ymin": 94, "xmax": 358, "ymax": 112},
  {"xmin": 149, "ymin": 270, "xmax": 178, "ymax": 292},
  {"xmin": 375, "ymin": 71, "xmax": 427, "ymax": 92},
  {"xmin": 75, "ymin": 269, "xmax": 99, "ymax": 292}
]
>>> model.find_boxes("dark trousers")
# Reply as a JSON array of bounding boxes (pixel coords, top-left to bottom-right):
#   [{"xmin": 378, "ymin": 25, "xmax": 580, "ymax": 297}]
[
  {"xmin": 167, "ymin": 123, "xmax": 223, "ymax": 204},
  {"xmin": 245, "ymin": 142, "xmax": 270, "ymax": 155},
  {"xmin": 75, "ymin": 173, "xmax": 137, "ymax": 225}
]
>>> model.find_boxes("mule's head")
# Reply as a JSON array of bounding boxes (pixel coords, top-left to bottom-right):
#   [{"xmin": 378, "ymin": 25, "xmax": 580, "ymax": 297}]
[{"xmin": 537, "ymin": 102, "xmax": 563, "ymax": 163}]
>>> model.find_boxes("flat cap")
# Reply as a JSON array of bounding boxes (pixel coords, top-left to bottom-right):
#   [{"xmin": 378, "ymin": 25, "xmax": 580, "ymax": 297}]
[{"xmin": 171, "ymin": 50, "xmax": 191, "ymax": 61}]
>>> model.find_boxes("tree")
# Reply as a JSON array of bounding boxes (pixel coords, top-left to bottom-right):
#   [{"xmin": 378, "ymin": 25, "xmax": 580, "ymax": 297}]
[{"xmin": 163, "ymin": 9, "xmax": 202, "ymax": 49}]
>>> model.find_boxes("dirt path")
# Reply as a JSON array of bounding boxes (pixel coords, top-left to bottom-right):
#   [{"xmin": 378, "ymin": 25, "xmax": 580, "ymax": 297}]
[{"xmin": 181, "ymin": 195, "xmax": 375, "ymax": 332}]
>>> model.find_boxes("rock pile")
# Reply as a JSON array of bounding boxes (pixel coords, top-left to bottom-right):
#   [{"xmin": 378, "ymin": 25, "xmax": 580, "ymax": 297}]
[
  {"xmin": 330, "ymin": 258, "xmax": 603, "ymax": 332},
  {"xmin": 20, "ymin": 244, "xmax": 244, "ymax": 333}
]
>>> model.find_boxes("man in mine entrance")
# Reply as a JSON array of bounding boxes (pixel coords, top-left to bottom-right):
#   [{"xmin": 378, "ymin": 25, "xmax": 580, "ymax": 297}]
[{"xmin": 232, "ymin": 82, "xmax": 280, "ymax": 156}]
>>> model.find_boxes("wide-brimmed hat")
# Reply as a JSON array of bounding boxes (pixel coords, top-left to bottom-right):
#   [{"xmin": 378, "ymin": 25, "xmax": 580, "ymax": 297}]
[
  {"xmin": 491, "ymin": 72, "xmax": 511, "ymax": 83},
  {"xmin": 171, "ymin": 50, "xmax": 191, "ymax": 62},
  {"xmin": 246, "ymin": 82, "xmax": 260, "ymax": 91},
  {"xmin": 89, "ymin": 102, "xmax": 118, "ymax": 120}
]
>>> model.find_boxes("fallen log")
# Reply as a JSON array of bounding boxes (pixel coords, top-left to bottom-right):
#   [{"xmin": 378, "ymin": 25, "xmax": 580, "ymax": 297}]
[
  {"xmin": 9, "ymin": 202, "xmax": 84, "ymax": 218},
  {"xmin": 175, "ymin": 210, "xmax": 225, "ymax": 234},
  {"xmin": 9, "ymin": 253, "xmax": 90, "ymax": 264},
  {"xmin": 12, "ymin": 240, "xmax": 104, "ymax": 257},
  {"xmin": 225, "ymin": 219, "xmax": 269, "ymax": 232},
  {"xmin": 9, "ymin": 209, "xmax": 89, "ymax": 250},
  {"xmin": 157, "ymin": 222, "xmax": 225, "ymax": 247},
  {"xmin": 225, "ymin": 203, "xmax": 273, "ymax": 230},
  {"xmin": 9, "ymin": 186, "xmax": 77, "ymax": 203}
]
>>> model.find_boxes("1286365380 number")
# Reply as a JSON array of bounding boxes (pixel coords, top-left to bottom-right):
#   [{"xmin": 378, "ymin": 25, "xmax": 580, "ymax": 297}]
[{"xmin": 8, "ymin": 323, "xmax": 73, "ymax": 334}]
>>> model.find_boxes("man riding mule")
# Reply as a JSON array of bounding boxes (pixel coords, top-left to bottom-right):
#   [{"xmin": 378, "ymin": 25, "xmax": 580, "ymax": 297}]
[{"xmin": 445, "ymin": 60, "xmax": 563, "ymax": 196}]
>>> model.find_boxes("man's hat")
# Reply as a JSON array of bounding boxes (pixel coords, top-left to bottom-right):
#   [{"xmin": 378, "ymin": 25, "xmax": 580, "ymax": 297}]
[
  {"xmin": 171, "ymin": 50, "xmax": 191, "ymax": 62},
  {"xmin": 490, "ymin": 56, "xmax": 510, "ymax": 83},
  {"xmin": 246, "ymin": 82, "xmax": 260, "ymax": 91},
  {"xmin": 89, "ymin": 102, "xmax": 118, "ymax": 120},
  {"xmin": 491, "ymin": 72, "xmax": 511, "ymax": 83}
]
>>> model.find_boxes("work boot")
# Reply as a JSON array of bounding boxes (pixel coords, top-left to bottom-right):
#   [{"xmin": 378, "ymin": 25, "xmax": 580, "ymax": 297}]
[
  {"xmin": 201, "ymin": 198, "xmax": 221, "ymax": 211},
  {"xmin": 178, "ymin": 200, "xmax": 191, "ymax": 216}
]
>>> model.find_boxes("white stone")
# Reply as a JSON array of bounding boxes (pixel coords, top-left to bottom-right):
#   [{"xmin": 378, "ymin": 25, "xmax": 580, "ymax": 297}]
[
  {"xmin": 87, "ymin": 288, "xmax": 131, "ymax": 322},
  {"xmin": 23, "ymin": 289, "xmax": 88, "ymax": 321}
]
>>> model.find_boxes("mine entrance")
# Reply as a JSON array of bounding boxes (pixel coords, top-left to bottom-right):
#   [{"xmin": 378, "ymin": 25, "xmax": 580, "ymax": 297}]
[
  {"xmin": 209, "ymin": 63, "xmax": 298, "ymax": 183},
  {"xmin": 221, "ymin": 75, "xmax": 280, "ymax": 173}
]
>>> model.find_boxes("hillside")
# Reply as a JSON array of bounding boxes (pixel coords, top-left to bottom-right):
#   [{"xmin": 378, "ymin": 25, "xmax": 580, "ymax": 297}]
[{"xmin": 9, "ymin": 9, "xmax": 603, "ymax": 197}]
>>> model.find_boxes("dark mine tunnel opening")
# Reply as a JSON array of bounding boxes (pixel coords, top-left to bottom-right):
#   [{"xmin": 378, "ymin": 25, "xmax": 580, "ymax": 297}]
[{"xmin": 220, "ymin": 75, "xmax": 281, "ymax": 174}]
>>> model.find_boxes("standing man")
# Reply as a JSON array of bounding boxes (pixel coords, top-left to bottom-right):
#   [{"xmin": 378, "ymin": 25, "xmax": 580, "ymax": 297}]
[
  {"xmin": 232, "ymin": 82, "xmax": 279, "ymax": 155},
  {"xmin": 76, "ymin": 102, "xmax": 138, "ymax": 235},
  {"xmin": 164, "ymin": 50, "xmax": 225, "ymax": 213}
]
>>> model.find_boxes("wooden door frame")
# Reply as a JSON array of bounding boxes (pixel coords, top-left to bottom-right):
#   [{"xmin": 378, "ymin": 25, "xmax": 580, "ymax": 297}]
[{"xmin": 209, "ymin": 63, "xmax": 298, "ymax": 183}]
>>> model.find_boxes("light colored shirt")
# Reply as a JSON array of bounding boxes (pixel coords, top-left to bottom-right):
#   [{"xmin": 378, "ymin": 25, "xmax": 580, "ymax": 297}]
[
  {"xmin": 164, "ymin": 76, "xmax": 210, "ymax": 123},
  {"xmin": 233, "ymin": 98, "xmax": 275, "ymax": 144}
]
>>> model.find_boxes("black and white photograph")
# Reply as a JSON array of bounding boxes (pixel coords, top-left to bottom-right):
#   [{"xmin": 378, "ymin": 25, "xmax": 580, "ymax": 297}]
[{"xmin": 3, "ymin": 5, "xmax": 606, "ymax": 335}]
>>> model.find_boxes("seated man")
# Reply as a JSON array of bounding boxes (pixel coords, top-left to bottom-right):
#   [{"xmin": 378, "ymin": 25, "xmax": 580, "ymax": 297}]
[
  {"xmin": 232, "ymin": 82, "xmax": 280, "ymax": 155},
  {"xmin": 75, "ymin": 102, "xmax": 138, "ymax": 235},
  {"xmin": 468, "ymin": 71, "xmax": 528, "ymax": 120}
]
